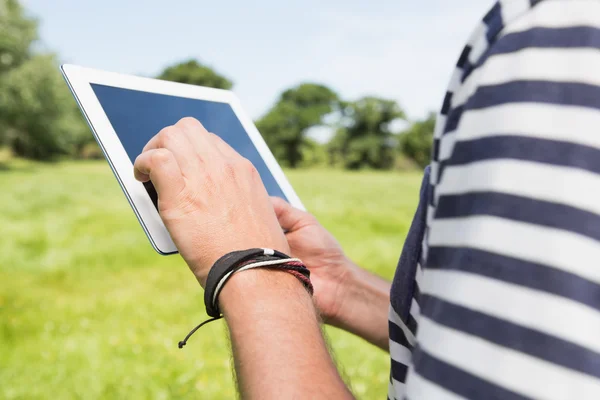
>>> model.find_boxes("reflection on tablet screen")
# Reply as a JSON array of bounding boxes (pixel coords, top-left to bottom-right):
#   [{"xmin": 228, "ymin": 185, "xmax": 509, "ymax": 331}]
[{"xmin": 90, "ymin": 83, "xmax": 288, "ymax": 209}]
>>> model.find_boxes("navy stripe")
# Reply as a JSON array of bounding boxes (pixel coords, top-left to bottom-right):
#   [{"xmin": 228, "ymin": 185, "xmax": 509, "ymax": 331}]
[
  {"xmin": 443, "ymin": 104, "xmax": 464, "ymax": 134},
  {"xmin": 446, "ymin": 135, "xmax": 600, "ymax": 175},
  {"xmin": 461, "ymin": 3, "xmax": 503, "ymax": 83},
  {"xmin": 391, "ymin": 359, "xmax": 409, "ymax": 383},
  {"xmin": 461, "ymin": 61, "xmax": 475, "ymax": 84},
  {"xmin": 485, "ymin": 2, "xmax": 504, "ymax": 43},
  {"xmin": 406, "ymin": 313, "xmax": 418, "ymax": 335},
  {"xmin": 426, "ymin": 246, "xmax": 600, "ymax": 313},
  {"xmin": 457, "ymin": 45, "xmax": 472, "ymax": 69},
  {"xmin": 441, "ymin": 92, "xmax": 453, "ymax": 115},
  {"xmin": 413, "ymin": 281, "xmax": 421, "ymax": 302},
  {"xmin": 435, "ymin": 191, "xmax": 600, "ymax": 242},
  {"xmin": 462, "ymin": 43, "xmax": 494, "ymax": 84},
  {"xmin": 432, "ymin": 138, "xmax": 440, "ymax": 161},
  {"xmin": 483, "ymin": 2, "xmax": 501, "ymax": 25},
  {"xmin": 421, "ymin": 295, "xmax": 600, "ymax": 379},
  {"xmin": 463, "ymin": 25, "xmax": 600, "ymax": 83},
  {"xmin": 469, "ymin": 81, "xmax": 600, "ymax": 111},
  {"xmin": 389, "ymin": 320, "xmax": 413, "ymax": 349},
  {"xmin": 436, "ymin": 161, "xmax": 448, "ymax": 186},
  {"xmin": 491, "ymin": 27, "xmax": 600, "ymax": 57},
  {"xmin": 412, "ymin": 346, "xmax": 531, "ymax": 400}
]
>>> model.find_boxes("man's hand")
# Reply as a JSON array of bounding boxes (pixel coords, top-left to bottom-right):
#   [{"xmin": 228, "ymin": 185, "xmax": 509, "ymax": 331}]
[
  {"xmin": 271, "ymin": 197, "xmax": 392, "ymax": 350},
  {"xmin": 134, "ymin": 117, "xmax": 353, "ymax": 399},
  {"xmin": 133, "ymin": 117, "xmax": 289, "ymax": 287},
  {"xmin": 270, "ymin": 197, "xmax": 351, "ymax": 322}
]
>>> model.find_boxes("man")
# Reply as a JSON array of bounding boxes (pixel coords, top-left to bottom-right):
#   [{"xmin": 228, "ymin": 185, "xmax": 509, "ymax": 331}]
[{"xmin": 133, "ymin": 0, "xmax": 600, "ymax": 398}]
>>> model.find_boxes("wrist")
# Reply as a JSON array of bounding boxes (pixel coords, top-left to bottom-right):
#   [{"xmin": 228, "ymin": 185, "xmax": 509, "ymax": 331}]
[
  {"xmin": 324, "ymin": 261, "xmax": 392, "ymax": 350},
  {"xmin": 324, "ymin": 258, "xmax": 362, "ymax": 325},
  {"xmin": 219, "ymin": 268, "xmax": 316, "ymax": 321}
]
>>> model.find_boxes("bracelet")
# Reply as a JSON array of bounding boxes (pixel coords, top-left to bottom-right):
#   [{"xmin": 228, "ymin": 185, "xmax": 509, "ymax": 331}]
[
  {"xmin": 178, "ymin": 248, "xmax": 313, "ymax": 349},
  {"xmin": 211, "ymin": 257, "xmax": 304, "ymax": 311},
  {"xmin": 204, "ymin": 248, "xmax": 291, "ymax": 318}
]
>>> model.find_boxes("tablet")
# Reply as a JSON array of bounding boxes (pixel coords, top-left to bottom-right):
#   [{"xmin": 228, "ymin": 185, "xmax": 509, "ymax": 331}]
[{"xmin": 61, "ymin": 64, "xmax": 304, "ymax": 255}]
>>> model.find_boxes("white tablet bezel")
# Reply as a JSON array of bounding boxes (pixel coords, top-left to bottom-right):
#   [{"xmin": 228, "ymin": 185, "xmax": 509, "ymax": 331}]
[{"xmin": 61, "ymin": 64, "xmax": 304, "ymax": 255}]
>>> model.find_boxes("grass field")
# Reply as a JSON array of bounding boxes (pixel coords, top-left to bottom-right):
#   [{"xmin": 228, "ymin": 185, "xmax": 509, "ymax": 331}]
[{"xmin": 0, "ymin": 160, "xmax": 422, "ymax": 399}]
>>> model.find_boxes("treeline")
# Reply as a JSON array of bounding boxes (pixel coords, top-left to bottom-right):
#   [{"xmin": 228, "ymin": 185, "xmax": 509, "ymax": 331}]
[{"xmin": 0, "ymin": 0, "xmax": 433, "ymax": 170}]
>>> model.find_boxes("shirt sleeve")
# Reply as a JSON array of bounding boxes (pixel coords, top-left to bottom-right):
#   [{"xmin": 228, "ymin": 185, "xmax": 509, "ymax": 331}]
[{"xmin": 406, "ymin": 1, "xmax": 600, "ymax": 399}]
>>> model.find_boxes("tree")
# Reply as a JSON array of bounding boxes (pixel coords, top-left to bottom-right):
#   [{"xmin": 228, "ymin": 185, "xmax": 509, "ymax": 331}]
[
  {"xmin": 0, "ymin": 0, "xmax": 37, "ymax": 73},
  {"xmin": 0, "ymin": 54, "xmax": 89, "ymax": 160},
  {"xmin": 0, "ymin": 0, "xmax": 107, "ymax": 161},
  {"xmin": 256, "ymin": 83, "xmax": 339, "ymax": 168},
  {"xmin": 157, "ymin": 59, "xmax": 232, "ymax": 89},
  {"xmin": 0, "ymin": 0, "xmax": 37, "ymax": 147},
  {"xmin": 329, "ymin": 97, "xmax": 405, "ymax": 170},
  {"xmin": 400, "ymin": 112, "xmax": 436, "ymax": 168}
]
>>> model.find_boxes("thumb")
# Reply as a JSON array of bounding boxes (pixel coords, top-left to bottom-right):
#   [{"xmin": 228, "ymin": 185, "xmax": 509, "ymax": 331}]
[{"xmin": 270, "ymin": 196, "xmax": 313, "ymax": 231}]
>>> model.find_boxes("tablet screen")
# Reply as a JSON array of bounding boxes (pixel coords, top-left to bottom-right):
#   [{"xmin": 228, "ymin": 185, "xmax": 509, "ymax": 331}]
[{"xmin": 90, "ymin": 83, "xmax": 288, "ymax": 207}]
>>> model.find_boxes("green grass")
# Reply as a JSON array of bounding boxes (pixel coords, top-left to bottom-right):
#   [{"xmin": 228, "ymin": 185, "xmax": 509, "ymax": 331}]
[{"xmin": 0, "ymin": 160, "xmax": 422, "ymax": 399}]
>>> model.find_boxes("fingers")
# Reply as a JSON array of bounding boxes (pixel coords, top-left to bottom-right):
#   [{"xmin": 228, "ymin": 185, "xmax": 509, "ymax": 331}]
[
  {"xmin": 175, "ymin": 117, "xmax": 221, "ymax": 159},
  {"xmin": 143, "ymin": 124, "xmax": 199, "ymax": 175},
  {"xmin": 143, "ymin": 117, "xmax": 239, "ymax": 170},
  {"xmin": 177, "ymin": 117, "xmax": 240, "ymax": 159},
  {"xmin": 270, "ymin": 196, "xmax": 313, "ymax": 231},
  {"xmin": 134, "ymin": 148, "xmax": 185, "ymax": 204}
]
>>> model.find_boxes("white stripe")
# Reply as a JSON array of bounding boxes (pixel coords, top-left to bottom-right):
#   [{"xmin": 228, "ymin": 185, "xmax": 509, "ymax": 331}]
[
  {"xmin": 421, "ymin": 236, "xmax": 429, "ymax": 267},
  {"xmin": 503, "ymin": 1, "xmax": 600, "ymax": 35},
  {"xmin": 428, "ymin": 215, "xmax": 600, "ymax": 287},
  {"xmin": 405, "ymin": 369, "xmax": 467, "ymax": 400},
  {"xmin": 429, "ymin": 163, "xmax": 439, "ymax": 191},
  {"xmin": 392, "ymin": 378, "xmax": 407, "ymax": 399},
  {"xmin": 469, "ymin": 30, "xmax": 489, "ymax": 65},
  {"xmin": 390, "ymin": 340, "xmax": 413, "ymax": 365},
  {"xmin": 457, "ymin": 103, "xmax": 600, "ymax": 150},
  {"xmin": 422, "ymin": 268, "xmax": 600, "ymax": 355},
  {"xmin": 437, "ymin": 160, "xmax": 600, "ymax": 219},
  {"xmin": 449, "ymin": 66, "xmax": 480, "ymax": 109},
  {"xmin": 466, "ymin": 21, "xmax": 488, "ymax": 47},
  {"xmin": 409, "ymin": 297, "xmax": 421, "ymax": 320},
  {"xmin": 438, "ymin": 131, "xmax": 457, "ymax": 161},
  {"xmin": 417, "ymin": 316, "xmax": 600, "ymax": 400},
  {"xmin": 434, "ymin": 114, "xmax": 447, "ymax": 138},
  {"xmin": 499, "ymin": 0, "xmax": 531, "ymax": 26},
  {"xmin": 427, "ymin": 205, "xmax": 435, "ymax": 227},
  {"xmin": 429, "ymin": 162, "xmax": 438, "ymax": 185},
  {"xmin": 467, "ymin": 22, "xmax": 489, "ymax": 64},
  {"xmin": 415, "ymin": 261, "xmax": 423, "ymax": 287},
  {"xmin": 388, "ymin": 379, "xmax": 396, "ymax": 400},
  {"xmin": 451, "ymin": 48, "xmax": 600, "ymax": 109},
  {"xmin": 389, "ymin": 306, "xmax": 417, "ymax": 346},
  {"xmin": 481, "ymin": 48, "xmax": 600, "ymax": 87},
  {"xmin": 448, "ymin": 67, "xmax": 464, "ymax": 92}
]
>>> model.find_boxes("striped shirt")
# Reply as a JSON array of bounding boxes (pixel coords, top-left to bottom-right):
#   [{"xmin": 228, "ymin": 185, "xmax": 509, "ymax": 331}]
[{"xmin": 388, "ymin": 0, "xmax": 600, "ymax": 399}]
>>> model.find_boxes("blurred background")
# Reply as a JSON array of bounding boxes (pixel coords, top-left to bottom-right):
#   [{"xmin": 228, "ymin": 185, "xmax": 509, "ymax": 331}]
[{"xmin": 1, "ymin": 0, "xmax": 493, "ymax": 398}]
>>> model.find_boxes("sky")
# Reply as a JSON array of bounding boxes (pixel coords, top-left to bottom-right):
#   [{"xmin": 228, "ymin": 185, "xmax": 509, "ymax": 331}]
[{"xmin": 22, "ymin": 0, "xmax": 495, "ymax": 121}]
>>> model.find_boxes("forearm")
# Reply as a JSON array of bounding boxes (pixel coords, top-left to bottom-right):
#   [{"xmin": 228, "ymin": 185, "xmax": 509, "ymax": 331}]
[
  {"xmin": 329, "ymin": 259, "xmax": 391, "ymax": 351},
  {"xmin": 219, "ymin": 268, "xmax": 354, "ymax": 400}
]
